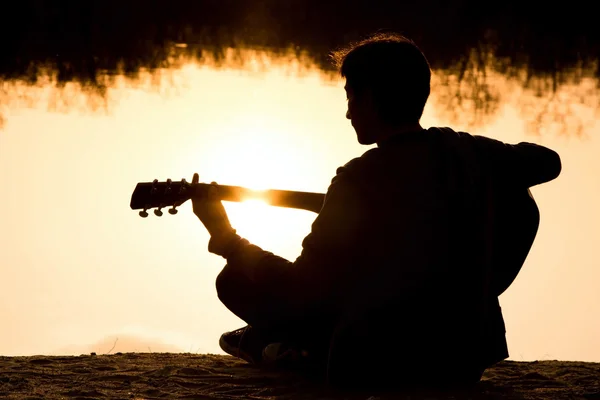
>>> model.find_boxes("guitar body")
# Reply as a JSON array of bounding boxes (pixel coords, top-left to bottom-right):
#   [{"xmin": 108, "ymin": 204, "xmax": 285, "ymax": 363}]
[{"xmin": 491, "ymin": 186, "xmax": 540, "ymax": 296}]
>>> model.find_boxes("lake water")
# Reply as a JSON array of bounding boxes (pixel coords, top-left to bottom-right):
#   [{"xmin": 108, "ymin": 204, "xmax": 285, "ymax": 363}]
[{"xmin": 0, "ymin": 46, "xmax": 599, "ymax": 362}]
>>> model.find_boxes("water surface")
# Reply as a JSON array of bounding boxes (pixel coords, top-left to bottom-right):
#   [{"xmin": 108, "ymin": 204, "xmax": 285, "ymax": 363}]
[{"xmin": 0, "ymin": 2, "xmax": 599, "ymax": 361}]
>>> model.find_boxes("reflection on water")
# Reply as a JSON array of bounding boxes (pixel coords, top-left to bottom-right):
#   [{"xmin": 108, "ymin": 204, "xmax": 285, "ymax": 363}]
[
  {"xmin": 0, "ymin": 48, "xmax": 323, "ymax": 129},
  {"xmin": 1, "ymin": 1, "xmax": 599, "ymax": 131},
  {"xmin": 1, "ymin": 48, "xmax": 597, "ymax": 136},
  {"xmin": 433, "ymin": 52, "xmax": 599, "ymax": 135}
]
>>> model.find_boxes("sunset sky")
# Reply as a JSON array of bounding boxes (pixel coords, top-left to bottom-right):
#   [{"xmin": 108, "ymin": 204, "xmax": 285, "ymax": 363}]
[{"xmin": 0, "ymin": 50, "xmax": 598, "ymax": 361}]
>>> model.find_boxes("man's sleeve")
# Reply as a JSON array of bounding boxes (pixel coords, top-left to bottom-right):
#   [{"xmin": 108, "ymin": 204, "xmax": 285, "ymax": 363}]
[
  {"xmin": 217, "ymin": 161, "xmax": 366, "ymax": 311},
  {"xmin": 472, "ymin": 135, "xmax": 562, "ymax": 187}
]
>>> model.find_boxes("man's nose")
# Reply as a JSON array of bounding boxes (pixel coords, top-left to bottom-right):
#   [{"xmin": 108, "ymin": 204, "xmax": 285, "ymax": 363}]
[{"xmin": 346, "ymin": 109, "xmax": 351, "ymax": 119}]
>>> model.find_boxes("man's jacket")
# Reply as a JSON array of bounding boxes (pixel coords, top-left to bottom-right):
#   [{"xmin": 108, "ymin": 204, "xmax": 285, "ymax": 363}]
[{"xmin": 218, "ymin": 127, "xmax": 562, "ymax": 377}]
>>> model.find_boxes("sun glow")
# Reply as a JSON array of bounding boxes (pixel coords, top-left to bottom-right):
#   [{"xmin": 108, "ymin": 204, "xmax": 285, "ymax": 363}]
[
  {"xmin": 200, "ymin": 115, "xmax": 312, "ymax": 191},
  {"xmin": 224, "ymin": 197, "xmax": 310, "ymax": 254},
  {"xmin": 240, "ymin": 198, "xmax": 269, "ymax": 207}
]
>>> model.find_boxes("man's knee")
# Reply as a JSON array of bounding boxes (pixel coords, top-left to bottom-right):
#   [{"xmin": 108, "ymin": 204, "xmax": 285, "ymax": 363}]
[
  {"xmin": 215, "ymin": 266, "xmax": 259, "ymax": 327},
  {"xmin": 215, "ymin": 266, "xmax": 235, "ymax": 306}
]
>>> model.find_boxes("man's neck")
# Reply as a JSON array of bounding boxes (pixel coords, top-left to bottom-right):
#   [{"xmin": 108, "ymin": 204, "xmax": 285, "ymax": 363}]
[{"xmin": 375, "ymin": 123, "xmax": 424, "ymax": 147}]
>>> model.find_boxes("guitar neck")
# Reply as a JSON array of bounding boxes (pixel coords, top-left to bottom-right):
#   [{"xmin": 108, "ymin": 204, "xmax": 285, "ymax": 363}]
[
  {"xmin": 198, "ymin": 183, "xmax": 325, "ymax": 214},
  {"xmin": 129, "ymin": 180, "xmax": 325, "ymax": 215}
]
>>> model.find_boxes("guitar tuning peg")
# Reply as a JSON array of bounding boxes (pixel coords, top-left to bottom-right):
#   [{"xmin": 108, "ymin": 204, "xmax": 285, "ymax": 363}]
[
  {"xmin": 139, "ymin": 209, "xmax": 149, "ymax": 218},
  {"xmin": 168, "ymin": 206, "xmax": 178, "ymax": 215},
  {"xmin": 154, "ymin": 207, "xmax": 163, "ymax": 217}
]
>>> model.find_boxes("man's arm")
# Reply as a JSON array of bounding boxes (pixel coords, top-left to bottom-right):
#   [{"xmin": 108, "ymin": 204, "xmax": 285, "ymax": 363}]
[
  {"xmin": 212, "ymin": 161, "xmax": 365, "ymax": 313},
  {"xmin": 472, "ymin": 136, "xmax": 562, "ymax": 187}
]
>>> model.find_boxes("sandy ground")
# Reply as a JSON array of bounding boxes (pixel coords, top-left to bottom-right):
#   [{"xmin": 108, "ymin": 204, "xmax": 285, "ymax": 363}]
[{"xmin": 0, "ymin": 353, "xmax": 599, "ymax": 399}]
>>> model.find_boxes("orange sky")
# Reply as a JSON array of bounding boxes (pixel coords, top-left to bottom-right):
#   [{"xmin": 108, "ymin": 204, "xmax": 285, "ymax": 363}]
[{"xmin": 0, "ymin": 51, "xmax": 598, "ymax": 361}]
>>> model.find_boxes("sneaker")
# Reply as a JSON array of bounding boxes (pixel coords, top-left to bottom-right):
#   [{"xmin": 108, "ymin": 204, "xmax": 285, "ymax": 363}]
[
  {"xmin": 262, "ymin": 342, "xmax": 308, "ymax": 363},
  {"xmin": 219, "ymin": 326, "xmax": 264, "ymax": 364},
  {"xmin": 219, "ymin": 326, "xmax": 310, "ymax": 367}
]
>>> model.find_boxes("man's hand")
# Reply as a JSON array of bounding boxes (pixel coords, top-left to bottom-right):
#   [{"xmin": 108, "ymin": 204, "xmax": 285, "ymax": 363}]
[{"xmin": 191, "ymin": 173, "xmax": 234, "ymax": 237}]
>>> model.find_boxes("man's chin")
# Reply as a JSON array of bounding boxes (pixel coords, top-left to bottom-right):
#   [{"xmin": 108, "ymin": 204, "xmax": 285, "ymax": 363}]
[{"xmin": 356, "ymin": 134, "xmax": 376, "ymax": 145}]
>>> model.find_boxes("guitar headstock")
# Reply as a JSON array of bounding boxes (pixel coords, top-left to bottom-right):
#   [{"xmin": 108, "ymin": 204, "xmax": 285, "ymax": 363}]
[{"xmin": 130, "ymin": 179, "xmax": 192, "ymax": 217}]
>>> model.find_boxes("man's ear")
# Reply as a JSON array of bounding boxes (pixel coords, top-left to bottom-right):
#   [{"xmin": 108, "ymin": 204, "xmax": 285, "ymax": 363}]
[
  {"xmin": 361, "ymin": 87, "xmax": 375, "ymax": 104},
  {"xmin": 362, "ymin": 87, "xmax": 380, "ymax": 118}
]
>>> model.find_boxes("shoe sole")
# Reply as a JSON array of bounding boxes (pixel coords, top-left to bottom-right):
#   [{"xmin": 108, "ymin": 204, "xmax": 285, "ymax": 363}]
[{"xmin": 219, "ymin": 334, "xmax": 257, "ymax": 364}]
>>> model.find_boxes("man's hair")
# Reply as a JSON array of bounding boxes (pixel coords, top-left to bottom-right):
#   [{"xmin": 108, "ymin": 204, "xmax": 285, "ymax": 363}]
[{"xmin": 331, "ymin": 32, "xmax": 431, "ymax": 125}]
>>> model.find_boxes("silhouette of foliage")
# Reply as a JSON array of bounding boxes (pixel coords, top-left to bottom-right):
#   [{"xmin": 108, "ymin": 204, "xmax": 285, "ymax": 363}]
[{"xmin": 0, "ymin": 0, "xmax": 598, "ymax": 132}]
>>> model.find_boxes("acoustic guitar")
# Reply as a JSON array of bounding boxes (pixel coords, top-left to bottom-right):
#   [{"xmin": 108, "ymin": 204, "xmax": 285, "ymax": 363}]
[{"xmin": 130, "ymin": 178, "xmax": 539, "ymax": 296}]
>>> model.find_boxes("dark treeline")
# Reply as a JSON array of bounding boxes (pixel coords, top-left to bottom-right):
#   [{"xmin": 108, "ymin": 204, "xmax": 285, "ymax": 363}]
[
  {"xmin": 0, "ymin": 0, "xmax": 598, "ymax": 132},
  {"xmin": 1, "ymin": 1, "xmax": 598, "ymax": 82}
]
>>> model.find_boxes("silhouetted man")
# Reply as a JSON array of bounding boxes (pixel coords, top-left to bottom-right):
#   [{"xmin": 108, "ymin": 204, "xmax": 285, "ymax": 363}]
[{"xmin": 191, "ymin": 33, "xmax": 561, "ymax": 389}]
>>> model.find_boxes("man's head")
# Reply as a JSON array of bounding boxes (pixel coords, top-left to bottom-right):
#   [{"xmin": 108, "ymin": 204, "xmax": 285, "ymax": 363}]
[{"xmin": 331, "ymin": 33, "xmax": 431, "ymax": 144}]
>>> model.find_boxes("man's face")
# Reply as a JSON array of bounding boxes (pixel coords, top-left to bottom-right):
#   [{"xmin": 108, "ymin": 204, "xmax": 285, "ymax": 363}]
[{"xmin": 345, "ymin": 82, "xmax": 377, "ymax": 145}]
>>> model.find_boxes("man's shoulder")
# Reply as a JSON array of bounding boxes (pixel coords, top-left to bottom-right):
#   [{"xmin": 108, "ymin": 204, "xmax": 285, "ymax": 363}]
[
  {"xmin": 429, "ymin": 127, "xmax": 507, "ymax": 158},
  {"xmin": 336, "ymin": 148, "xmax": 381, "ymax": 175},
  {"xmin": 430, "ymin": 126, "xmax": 512, "ymax": 148},
  {"xmin": 328, "ymin": 150, "xmax": 381, "ymax": 190},
  {"xmin": 334, "ymin": 127, "xmax": 494, "ymax": 178},
  {"xmin": 428, "ymin": 126, "xmax": 475, "ymax": 142}
]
